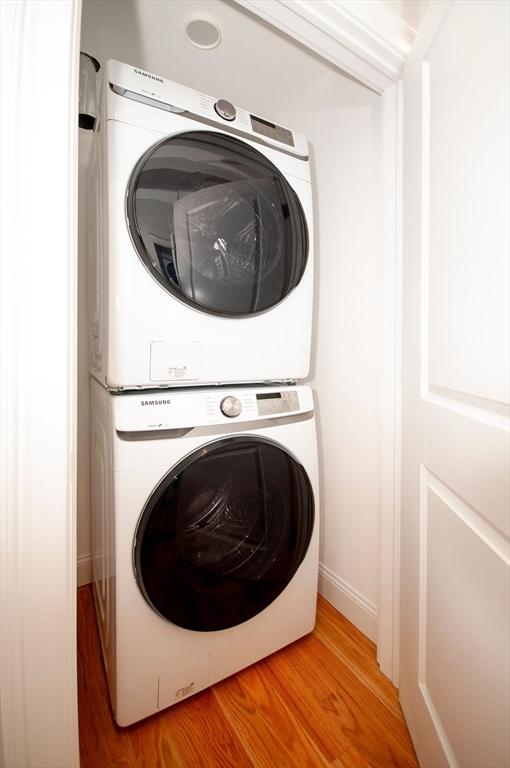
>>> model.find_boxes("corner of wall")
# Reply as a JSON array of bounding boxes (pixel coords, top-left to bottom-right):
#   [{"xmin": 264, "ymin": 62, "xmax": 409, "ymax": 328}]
[{"xmin": 318, "ymin": 564, "xmax": 378, "ymax": 642}]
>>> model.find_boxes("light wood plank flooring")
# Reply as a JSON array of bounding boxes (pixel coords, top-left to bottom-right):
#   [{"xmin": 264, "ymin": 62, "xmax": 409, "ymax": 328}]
[{"xmin": 78, "ymin": 585, "xmax": 418, "ymax": 768}]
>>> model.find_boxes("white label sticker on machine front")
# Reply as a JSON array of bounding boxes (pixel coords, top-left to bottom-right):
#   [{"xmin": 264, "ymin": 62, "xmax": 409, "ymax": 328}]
[{"xmin": 150, "ymin": 341, "xmax": 202, "ymax": 381}]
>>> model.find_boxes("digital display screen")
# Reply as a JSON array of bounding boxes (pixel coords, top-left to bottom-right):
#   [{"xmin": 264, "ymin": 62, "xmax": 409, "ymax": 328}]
[
  {"xmin": 256, "ymin": 390, "xmax": 299, "ymax": 416},
  {"xmin": 250, "ymin": 115, "xmax": 295, "ymax": 147},
  {"xmin": 251, "ymin": 115, "xmax": 276, "ymax": 131}
]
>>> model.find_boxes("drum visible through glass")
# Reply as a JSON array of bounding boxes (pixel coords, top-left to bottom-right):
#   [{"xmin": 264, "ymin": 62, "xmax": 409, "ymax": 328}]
[
  {"xmin": 127, "ymin": 131, "xmax": 308, "ymax": 316},
  {"xmin": 133, "ymin": 436, "xmax": 314, "ymax": 631}
]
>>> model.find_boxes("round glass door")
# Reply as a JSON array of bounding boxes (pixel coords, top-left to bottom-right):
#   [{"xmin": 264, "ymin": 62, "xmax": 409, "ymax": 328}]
[
  {"xmin": 133, "ymin": 436, "xmax": 314, "ymax": 632},
  {"xmin": 126, "ymin": 131, "xmax": 309, "ymax": 316}
]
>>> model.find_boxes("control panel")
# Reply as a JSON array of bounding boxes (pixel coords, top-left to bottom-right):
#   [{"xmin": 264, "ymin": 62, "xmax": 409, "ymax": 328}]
[
  {"xmin": 106, "ymin": 60, "xmax": 309, "ymax": 158},
  {"xmin": 113, "ymin": 386, "xmax": 313, "ymax": 433}
]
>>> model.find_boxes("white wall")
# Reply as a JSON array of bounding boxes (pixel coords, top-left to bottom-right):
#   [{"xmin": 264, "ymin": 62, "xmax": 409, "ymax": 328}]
[
  {"xmin": 277, "ymin": 73, "xmax": 381, "ymax": 638},
  {"xmin": 78, "ymin": 0, "xmax": 382, "ymax": 640}
]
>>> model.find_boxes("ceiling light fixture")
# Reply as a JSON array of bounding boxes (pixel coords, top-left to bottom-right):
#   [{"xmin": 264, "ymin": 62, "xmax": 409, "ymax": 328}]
[{"xmin": 185, "ymin": 18, "xmax": 222, "ymax": 50}]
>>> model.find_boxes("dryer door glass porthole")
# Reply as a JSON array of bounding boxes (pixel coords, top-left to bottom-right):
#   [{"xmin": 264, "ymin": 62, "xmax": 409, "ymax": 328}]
[
  {"xmin": 126, "ymin": 131, "xmax": 308, "ymax": 317},
  {"xmin": 133, "ymin": 436, "xmax": 314, "ymax": 632}
]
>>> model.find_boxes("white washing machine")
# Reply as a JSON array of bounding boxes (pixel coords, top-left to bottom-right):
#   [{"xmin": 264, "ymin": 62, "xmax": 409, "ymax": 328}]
[
  {"xmin": 89, "ymin": 60, "xmax": 314, "ymax": 391},
  {"xmin": 90, "ymin": 378, "xmax": 319, "ymax": 726}
]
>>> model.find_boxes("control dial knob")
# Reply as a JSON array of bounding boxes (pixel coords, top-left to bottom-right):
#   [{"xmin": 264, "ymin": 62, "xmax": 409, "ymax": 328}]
[
  {"xmin": 220, "ymin": 396, "xmax": 242, "ymax": 418},
  {"xmin": 214, "ymin": 99, "xmax": 236, "ymax": 122}
]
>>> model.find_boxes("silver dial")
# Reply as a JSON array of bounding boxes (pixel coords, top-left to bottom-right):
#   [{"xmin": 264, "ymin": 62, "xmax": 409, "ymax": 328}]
[
  {"xmin": 220, "ymin": 396, "xmax": 242, "ymax": 418},
  {"xmin": 214, "ymin": 99, "xmax": 236, "ymax": 122}
]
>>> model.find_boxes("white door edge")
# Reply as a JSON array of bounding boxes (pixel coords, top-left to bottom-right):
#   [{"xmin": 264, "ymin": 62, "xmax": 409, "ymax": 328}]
[
  {"xmin": 0, "ymin": 1, "xmax": 82, "ymax": 766},
  {"xmin": 377, "ymin": 80, "xmax": 404, "ymax": 683}
]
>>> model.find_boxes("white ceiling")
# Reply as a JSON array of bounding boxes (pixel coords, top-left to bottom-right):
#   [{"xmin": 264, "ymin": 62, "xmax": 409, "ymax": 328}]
[{"xmin": 81, "ymin": 0, "xmax": 376, "ymax": 123}]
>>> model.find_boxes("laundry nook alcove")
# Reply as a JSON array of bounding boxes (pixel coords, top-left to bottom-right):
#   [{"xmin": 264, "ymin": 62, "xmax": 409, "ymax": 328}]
[{"xmin": 77, "ymin": 0, "xmax": 405, "ymax": 762}]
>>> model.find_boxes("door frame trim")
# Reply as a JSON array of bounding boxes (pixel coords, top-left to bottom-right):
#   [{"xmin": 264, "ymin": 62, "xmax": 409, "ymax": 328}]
[
  {"xmin": 234, "ymin": 0, "xmax": 414, "ymax": 91},
  {"xmin": 0, "ymin": 1, "xmax": 81, "ymax": 765}
]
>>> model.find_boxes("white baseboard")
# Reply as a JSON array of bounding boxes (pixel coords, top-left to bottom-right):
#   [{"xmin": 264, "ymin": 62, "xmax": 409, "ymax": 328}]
[
  {"xmin": 318, "ymin": 563, "xmax": 378, "ymax": 642},
  {"xmin": 77, "ymin": 553, "xmax": 92, "ymax": 587}
]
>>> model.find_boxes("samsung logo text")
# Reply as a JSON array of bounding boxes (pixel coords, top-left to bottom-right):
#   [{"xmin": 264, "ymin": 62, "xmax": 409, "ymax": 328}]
[{"xmin": 134, "ymin": 68, "xmax": 163, "ymax": 83}]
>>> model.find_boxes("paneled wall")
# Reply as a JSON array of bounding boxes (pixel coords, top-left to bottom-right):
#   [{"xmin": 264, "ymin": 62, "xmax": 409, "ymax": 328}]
[
  {"xmin": 400, "ymin": 1, "xmax": 510, "ymax": 763},
  {"xmin": 78, "ymin": 0, "xmax": 382, "ymax": 639}
]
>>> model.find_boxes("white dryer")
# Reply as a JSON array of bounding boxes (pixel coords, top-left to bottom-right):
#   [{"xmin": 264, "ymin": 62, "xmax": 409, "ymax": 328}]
[
  {"xmin": 89, "ymin": 60, "xmax": 314, "ymax": 390},
  {"xmin": 90, "ymin": 379, "xmax": 319, "ymax": 726}
]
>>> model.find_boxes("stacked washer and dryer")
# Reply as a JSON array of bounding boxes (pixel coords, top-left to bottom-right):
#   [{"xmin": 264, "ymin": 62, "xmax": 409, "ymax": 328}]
[{"xmin": 89, "ymin": 59, "xmax": 319, "ymax": 726}]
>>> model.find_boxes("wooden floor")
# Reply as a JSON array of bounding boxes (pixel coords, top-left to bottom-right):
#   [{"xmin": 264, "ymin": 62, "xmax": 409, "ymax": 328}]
[{"xmin": 78, "ymin": 585, "xmax": 418, "ymax": 768}]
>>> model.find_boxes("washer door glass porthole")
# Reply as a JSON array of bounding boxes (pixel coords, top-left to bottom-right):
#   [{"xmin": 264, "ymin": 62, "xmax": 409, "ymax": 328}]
[
  {"xmin": 133, "ymin": 436, "xmax": 314, "ymax": 632},
  {"xmin": 126, "ymin": 131, "xmax": 309, "ymax": 317}
]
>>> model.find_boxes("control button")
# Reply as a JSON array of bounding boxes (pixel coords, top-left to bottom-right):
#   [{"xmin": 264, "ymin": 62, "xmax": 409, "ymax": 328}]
[
  {"xmin": 214, "ymin": 99, "xmax": 236, "ymax": 121},
  {"xmin": 220, "ymin": 396, "xmax": 242, "ymax": 418}
]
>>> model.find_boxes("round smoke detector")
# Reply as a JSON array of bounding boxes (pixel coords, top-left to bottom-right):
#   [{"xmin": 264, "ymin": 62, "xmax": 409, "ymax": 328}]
[{"xmin": 185, "ymin": 18, "xmax": 222, "ymax": 50}]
